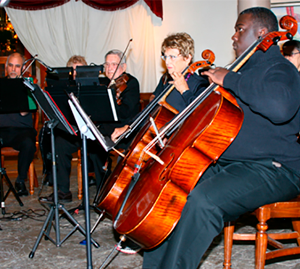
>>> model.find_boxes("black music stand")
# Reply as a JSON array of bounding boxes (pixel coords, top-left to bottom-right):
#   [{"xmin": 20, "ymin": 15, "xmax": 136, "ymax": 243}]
[
  {"xmin": 23, "ymin": 80, "xmax": 100, "ymax": 268},
  {"xmin": 0, "ymin": 78, "xmax": 38, "ymax": 214},
  {"xmin": 75, "ymin": 65, "xmax": 104, "ymax": 86},
  {"xmin": 0, "ymin": 138, "xmax": 23, "ymax": 214},
  {"xmin": 67, "ymin": 92, "xmax": 117, "ymax": 263},
  {"xmin": 46, "ymin": 67, "xmax": 72, "ymax": 88}
]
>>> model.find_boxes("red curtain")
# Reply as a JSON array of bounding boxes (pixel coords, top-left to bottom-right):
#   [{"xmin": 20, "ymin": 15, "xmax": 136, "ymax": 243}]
[
  {"xmin": 7, "ymin": 0, "xmax": 163, "ymax": 19},
  {"xmin": 7, "ymin": 0, "xmax": 70, "ymax": 10}
]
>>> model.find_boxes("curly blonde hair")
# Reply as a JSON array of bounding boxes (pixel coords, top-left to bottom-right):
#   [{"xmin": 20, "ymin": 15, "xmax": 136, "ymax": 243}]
[{"xmin": 161, "ymin": 32, "xmax": 194, "ymax": 62}]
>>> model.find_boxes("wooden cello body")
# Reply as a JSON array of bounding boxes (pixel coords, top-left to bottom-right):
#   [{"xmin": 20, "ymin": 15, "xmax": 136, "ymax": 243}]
[
  {"xmin": 95, "ymin": 52, "xmax": 215, "ymax": 218},
  {"xmin": 112, "ymin": 15, "xmax": 298, "ymax": 249},
  {"xmin": 114, "ymin": 89, "xmax": 243, "ymax": 248},
  {"xmin": 96, "ymin": 104, "xmax": 175, "ymax": 218}
]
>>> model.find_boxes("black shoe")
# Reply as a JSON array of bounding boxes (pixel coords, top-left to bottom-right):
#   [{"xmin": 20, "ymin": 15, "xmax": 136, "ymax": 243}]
[
  {"xmin": 43, "ymin": 173, "xmax": 53, "ymax": 186},
  {"xmin": 15, "ymin": 182, "xmax": 29, "ymax": 197},
  {"xmin": 89, "ymin": 176, "xmax": 96, "ymax": 187},
  {"xmin": 116, "ymin": 240, "xmax": 141, "ymax": 254},
  {"xmin": 39, "ymin": 191, "xmax": 72, "ymax": 203}
]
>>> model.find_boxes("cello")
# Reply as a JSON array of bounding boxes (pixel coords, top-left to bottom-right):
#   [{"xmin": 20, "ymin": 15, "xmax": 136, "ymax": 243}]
[
  {"xmin": 96, "ymin": 50, "xmax": 215, "ymax": 218},
  {"xmin": 113, "ymin": 15, "xmax": 298, "ymax": 249}
]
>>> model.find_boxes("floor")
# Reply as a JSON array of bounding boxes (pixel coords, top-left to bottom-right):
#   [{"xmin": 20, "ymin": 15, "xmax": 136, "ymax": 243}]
[{"xmin": 1, "ymin": 154, "xmax": 300, "ymax": 269}]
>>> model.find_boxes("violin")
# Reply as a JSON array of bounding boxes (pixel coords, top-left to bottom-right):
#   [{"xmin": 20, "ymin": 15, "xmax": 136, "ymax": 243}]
[{"xmin": 110, "ymin": 73, "xmax": 129, "ymax": 105}]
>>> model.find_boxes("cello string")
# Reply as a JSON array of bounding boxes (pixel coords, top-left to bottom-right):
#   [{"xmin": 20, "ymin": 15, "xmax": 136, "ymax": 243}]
[{"xmin": 140, "ymin": 38, "xmax": 263, "ymax": 153}]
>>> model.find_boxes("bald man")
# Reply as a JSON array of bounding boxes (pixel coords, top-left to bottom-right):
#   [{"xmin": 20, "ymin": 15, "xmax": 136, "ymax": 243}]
[{"xmin": 0, "ymin": 52, "xmax": 36, "ymax": 197}]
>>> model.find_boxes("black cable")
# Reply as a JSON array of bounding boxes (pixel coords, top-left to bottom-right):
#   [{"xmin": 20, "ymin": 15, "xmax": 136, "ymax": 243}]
[{"xmin": 0, "ymin": 208, "xmax": 46, "ymax": 222}]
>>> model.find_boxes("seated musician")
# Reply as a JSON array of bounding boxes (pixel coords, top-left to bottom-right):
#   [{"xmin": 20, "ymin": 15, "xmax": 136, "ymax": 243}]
[
  {"xmin": 0, "ymin": 52, "xmax": 37, "ymax": 197},
  {"xmin": 111, "ymin": 32, "xmax": 210, "ymax": 141},
  {"xmin": 40, "ymin": 55, "xmax": 88, "ymax": 186},
  {"xmin": 142, "ymin": 7, "xmax": 300, "ymax": 269},
  {"xmin": 111, "ymin": 33, "xmax": 210, "ymax": 254},
  {"xmin": 40, "ymin": 51, "xmax": 140, "ymax": 203},
  {"xmin": 282, "ymin": 40, "xmax": 300, "ymax": 71}
]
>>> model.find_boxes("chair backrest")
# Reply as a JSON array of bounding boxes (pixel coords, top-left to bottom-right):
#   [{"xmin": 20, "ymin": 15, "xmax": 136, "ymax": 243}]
[{"xmin": 32, "ymin": 109, "xmax": 39, "ymax": 132}]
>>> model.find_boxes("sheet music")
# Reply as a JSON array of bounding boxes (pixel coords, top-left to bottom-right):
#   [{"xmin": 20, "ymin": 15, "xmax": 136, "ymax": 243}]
[
  {"xmin": 68, "ymin": 92, "xmax": 115, "ymax": 152},
  {"xmin": 23, "ymin": 79, "xmax": 77, "ymax": 135},
  {"xmin": 107, "ymin": 88, "xmax": 118, "ymax": 121}
]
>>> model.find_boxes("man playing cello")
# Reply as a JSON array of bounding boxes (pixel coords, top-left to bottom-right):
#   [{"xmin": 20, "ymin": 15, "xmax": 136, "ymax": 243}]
[{"xmin": 142, "ymin": 7, "xmax": 300, "ymax": 269}]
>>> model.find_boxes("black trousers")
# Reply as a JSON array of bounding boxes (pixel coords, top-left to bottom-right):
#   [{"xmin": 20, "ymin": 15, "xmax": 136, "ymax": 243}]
[
  {"xmin": 142, "ymin": 159, "xmax": 300, "ymax": 269},
  {"xmin": 54, "ymin": 130, "xmax": 108, "ymax": 193},
  {"xmin": 0, "ymin": 127, "xmax": 36, "ymax": 182}
]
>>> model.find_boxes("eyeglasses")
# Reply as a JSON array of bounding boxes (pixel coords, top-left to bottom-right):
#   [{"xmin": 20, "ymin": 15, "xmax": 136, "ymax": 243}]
[
  {"xmin": 104, "ymin": 62, "xmax": 119, "ymax": 67},
  {"xmin": 161, "ymin": 54, "xmax": 181, "ymax": 61},
  {"xmin": 284, "ymin": 51, "xmax": 300, "ymax": 57},
  {"xmin": 290, "ymin": 51, "xmax": 300, "ymax": 56}
]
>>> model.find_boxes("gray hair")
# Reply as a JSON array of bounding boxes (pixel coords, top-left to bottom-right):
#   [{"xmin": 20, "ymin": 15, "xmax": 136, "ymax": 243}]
[{"xmin": 105, "ymin": 49, "xmax": 126, "ymax": 64}]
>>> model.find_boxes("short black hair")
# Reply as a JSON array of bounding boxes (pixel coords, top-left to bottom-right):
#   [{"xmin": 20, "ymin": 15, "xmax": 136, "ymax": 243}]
[
  {"xmin": 282, "ymin": 40, "xmax": 300, "ymax": 56},
  {"xmin": 240, "ymin": 7, "xmax": 278, "ymax": 33}
]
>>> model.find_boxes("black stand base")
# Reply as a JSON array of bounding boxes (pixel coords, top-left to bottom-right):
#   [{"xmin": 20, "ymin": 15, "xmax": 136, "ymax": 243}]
[
  {"xmin": 29, "ymin": 201, "xmax": 100, "ymax": 259},
  {"xmin": 0, "ymin": 167, "xmax": 23, "ymax": 215}
]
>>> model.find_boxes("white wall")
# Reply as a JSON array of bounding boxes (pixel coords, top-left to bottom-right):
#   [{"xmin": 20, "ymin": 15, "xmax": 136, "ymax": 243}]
[{"xmin": 152, "ymin": 0, "xmax": 237, "ymax": 83}]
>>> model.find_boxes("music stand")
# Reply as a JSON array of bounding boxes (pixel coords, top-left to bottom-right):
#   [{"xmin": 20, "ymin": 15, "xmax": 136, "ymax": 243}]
[
  {"xmin": 75, "ymin": 65, "xmax": 104, "ymax": 86},
  {"xmin": 45, "ymin": 83, "xmax": 119, "ymax": 123},
  {"xmin": 0, "ymin": 138, "xmax": 23, "ymax": 214},
  {"xmin": 0, "ymin": 78, "xmax": 39, "ymax": 213},
  {"xmin": 23, "ymin": 80, "xmax": 100, "ymax": 268},
  {"xmin": 46, "ymin": 67, "xmax": 72, "ymax": 89}
]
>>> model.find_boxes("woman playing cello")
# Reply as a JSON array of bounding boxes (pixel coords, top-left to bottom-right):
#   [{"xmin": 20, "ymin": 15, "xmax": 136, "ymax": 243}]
[
  {"xmin": 142, "ymin": 7, "xmax": 300, "ymax": 269},
  {"xmin": 111, "ymin": 32, "xmax": 210, "ymax": 141},
  {"xmin": 101, "ymin": 32, "xmax": 210, "ymax": 254}
]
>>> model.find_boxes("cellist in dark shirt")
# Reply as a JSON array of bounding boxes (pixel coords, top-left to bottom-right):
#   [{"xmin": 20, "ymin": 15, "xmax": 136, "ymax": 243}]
[{"xmin": 142, "ymin": 7, "xmax": 300, "ymax": 269}]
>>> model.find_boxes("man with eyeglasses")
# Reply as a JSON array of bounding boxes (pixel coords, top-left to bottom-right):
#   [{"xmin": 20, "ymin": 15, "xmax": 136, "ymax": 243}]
[
  {"xmin": 90, "ymin": 50, "xmax": 140, "ymax": 191},
  {"xmin": 40, "ymin": 50, "xmax": 140, "ymax": 203},
  {"xmin": 282, "ymin": 40, "xmax": 300, "ymax": 71}
]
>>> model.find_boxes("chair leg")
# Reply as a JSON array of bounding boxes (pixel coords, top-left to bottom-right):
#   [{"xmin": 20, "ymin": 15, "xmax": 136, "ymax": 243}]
[
  {"xmin": 223, "ymin": 221, "xmax": 235, "ymax": 269},
  {"xmin": 255, "ymin": 220, "xmax": 268, "ymax": 269},
  {"xmin": 292, "ymin": 219, "xmax": 300, "ymax": 246},
  {"xmin": 77, "ymin": 149, "xmax": 82, "ymax": 200},
  {"xmin": 28, "ymin": 162, "xmax": 35, "ymax": 195},
  {"xmin": 33, "ymin": 168, "xmax": 38, "ymax": 187}
]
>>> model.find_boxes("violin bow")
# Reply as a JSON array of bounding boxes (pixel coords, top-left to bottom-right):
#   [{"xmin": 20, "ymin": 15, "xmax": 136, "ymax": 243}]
[{"xmin": 107, "ymin": 38, "xmax": 133, "ymax": 89}]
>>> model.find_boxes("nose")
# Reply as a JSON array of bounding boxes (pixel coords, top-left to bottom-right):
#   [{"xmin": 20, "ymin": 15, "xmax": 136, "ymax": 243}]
[
  {"xmin": 232, "ymin": 32, "xmax": 238, "ymax": 41},
  {"xmin": 165, "ymin": 57, "xmax": 171, "ymax": 64}
]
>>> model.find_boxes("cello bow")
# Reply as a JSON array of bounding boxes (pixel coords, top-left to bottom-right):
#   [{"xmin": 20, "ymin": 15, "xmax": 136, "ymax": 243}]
[{"xmin": 112, "ymin": 50, "xmax": 216, "ymax": 146}]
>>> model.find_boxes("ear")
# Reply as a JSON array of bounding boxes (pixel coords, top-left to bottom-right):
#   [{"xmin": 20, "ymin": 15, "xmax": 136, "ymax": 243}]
[
  {"xmin": 258, "ymin": 27, "xmax": 268, "ymax": 38},
  {"xmin": 185, "ymin": 54, "xmax": 192, "ymax": 63},
  {"xmin": 122, "ymin": 63, "xmax": 127, "ymax": 72}
]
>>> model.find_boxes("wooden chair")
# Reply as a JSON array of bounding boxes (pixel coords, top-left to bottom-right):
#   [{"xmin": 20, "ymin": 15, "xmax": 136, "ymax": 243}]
[
  {"xmin": 1, "ymin": 110, "xmax": 39, "ymax": 195},
  {"xmin": 223, "ymin": 195, "xmax": 300, "ymax": 269}
]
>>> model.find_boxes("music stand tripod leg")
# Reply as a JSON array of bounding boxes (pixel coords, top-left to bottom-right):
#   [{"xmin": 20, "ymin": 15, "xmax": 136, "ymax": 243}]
[
  {"xmin": 29, "ymin": 120, "xmax": 100, "ymax": 260},
  {"xmin": 0, "ymin": 165, "xmax": 5, "ymax": 215},
  {"xmin": 0, "ymin": 138, "xmax": 23, "ymax": 208}
]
